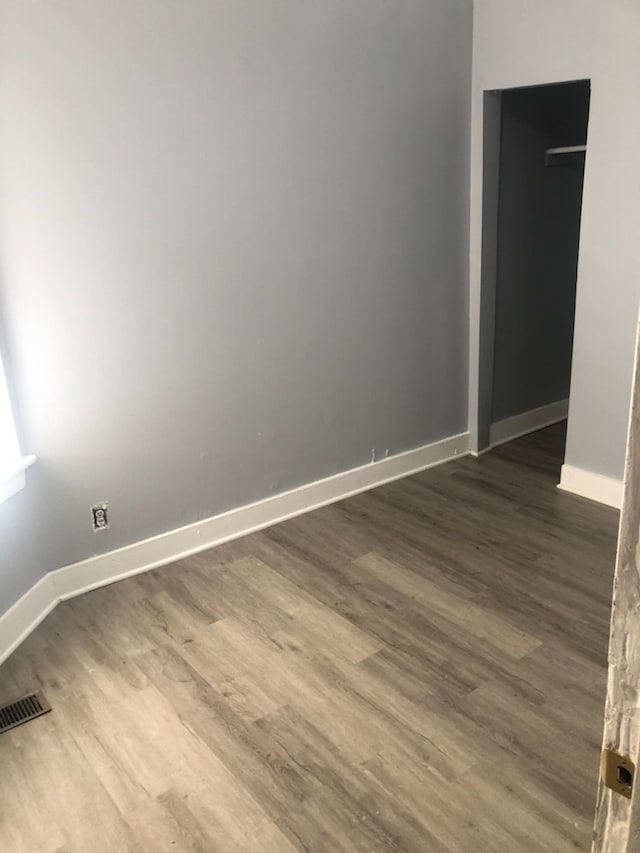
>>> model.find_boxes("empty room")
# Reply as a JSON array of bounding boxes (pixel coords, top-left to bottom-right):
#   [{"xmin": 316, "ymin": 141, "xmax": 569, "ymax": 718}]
[{"xmin": 1, "ymin": 1, "xmax": 640, "ymax": 851}]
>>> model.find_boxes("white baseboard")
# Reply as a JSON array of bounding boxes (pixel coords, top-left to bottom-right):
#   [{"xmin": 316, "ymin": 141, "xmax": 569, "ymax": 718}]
[
  {"xmin": 0, "ymin": 431, "xmax": 470, "ymax": 666},
  {"xmin": 469, "ymin": 447, "xmax": 492, "ymax": 458},
  {"xmin": 0, "ymin": 574, "xmax": 57, "ymax": 666},
  {"xmin": 558, "ymin": 464, "xmax": 623, "ymax": 510},
  {"xmin": 489, "ymin": 399, "xmax": 569, "ymax": 448}
]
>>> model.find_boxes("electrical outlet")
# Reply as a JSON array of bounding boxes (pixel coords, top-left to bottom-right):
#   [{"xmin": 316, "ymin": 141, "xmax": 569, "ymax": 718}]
[{"xmin": 91, "ymin": 502, "xmax": 109, "ymax": 531}]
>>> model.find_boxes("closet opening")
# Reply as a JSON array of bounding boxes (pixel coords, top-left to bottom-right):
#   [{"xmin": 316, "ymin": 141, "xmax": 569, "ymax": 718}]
[{"xmin": 477, "ymin": 79, "xmax": 591, "ymax": 477}]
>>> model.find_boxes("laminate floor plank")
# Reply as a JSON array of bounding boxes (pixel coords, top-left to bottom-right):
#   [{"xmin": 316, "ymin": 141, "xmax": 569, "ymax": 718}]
[{"xmin": 0, "ymin": 422, "xmax": 618, "ymax": 851}]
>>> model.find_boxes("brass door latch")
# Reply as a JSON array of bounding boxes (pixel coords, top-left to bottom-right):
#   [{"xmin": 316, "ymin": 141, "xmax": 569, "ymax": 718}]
[{"xmin": 601, "ymin": 748, "xmax": 635, "ymax": 799}]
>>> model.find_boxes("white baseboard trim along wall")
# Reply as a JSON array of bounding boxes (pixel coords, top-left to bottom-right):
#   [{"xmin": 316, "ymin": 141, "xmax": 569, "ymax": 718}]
[
  {"xmin": 0, "ymin": 574, "xmax": 58, "ymax": 668},
  {"xmin": 0, "ymin": 431, "xmax": 471, "ymax": 665},
  {"xmin": 489, "ymin": 399, "xmax": 569, "ymax": 448},
  {"xmin": 558, "ymin": 464, "xmax": 623, "ymax": 510}
]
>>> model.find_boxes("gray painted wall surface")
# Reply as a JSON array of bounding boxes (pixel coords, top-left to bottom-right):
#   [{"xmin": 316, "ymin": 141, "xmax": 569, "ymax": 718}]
[
  {"xmin": 491, "ymin": 82, "xmax": 589, "ymax": 424},
  {"xmin": 471, "ymin": 0, "xmax": 640, "ymax": 479},
  {"xmin": 0, "ymin": 1, "xmax": 473, "ymax": 614}
]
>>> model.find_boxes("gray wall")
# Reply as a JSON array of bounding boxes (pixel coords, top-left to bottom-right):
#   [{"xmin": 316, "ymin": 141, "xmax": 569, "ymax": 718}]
[
  {"xmin": 491, "ymin": 82, "xmax": 589, "ymax": 424},
  {"xmin": 471, "ymin": 0, "xmax": 640, "ymax": 481},
  {"xmin": 0, "ymin": 1, "xmax": 473, "ymax": 614}
]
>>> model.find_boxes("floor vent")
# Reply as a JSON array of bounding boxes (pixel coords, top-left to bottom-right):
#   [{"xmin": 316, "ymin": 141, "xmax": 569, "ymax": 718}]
[{"xmin": 0, "ymin": 692, "xmax": 51, "ymax": 734}]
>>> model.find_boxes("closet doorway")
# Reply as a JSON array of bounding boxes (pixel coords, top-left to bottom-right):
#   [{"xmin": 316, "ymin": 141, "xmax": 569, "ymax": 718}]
[{"xmin": 477, "ymin": 80, "xmax": 591, "ymax": 468}]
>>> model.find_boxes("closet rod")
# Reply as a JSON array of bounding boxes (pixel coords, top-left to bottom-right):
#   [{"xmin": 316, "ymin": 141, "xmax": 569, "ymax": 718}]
[{"xmin": 545, "ymin": 145, "xmax": 586, "ymax": 156}]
